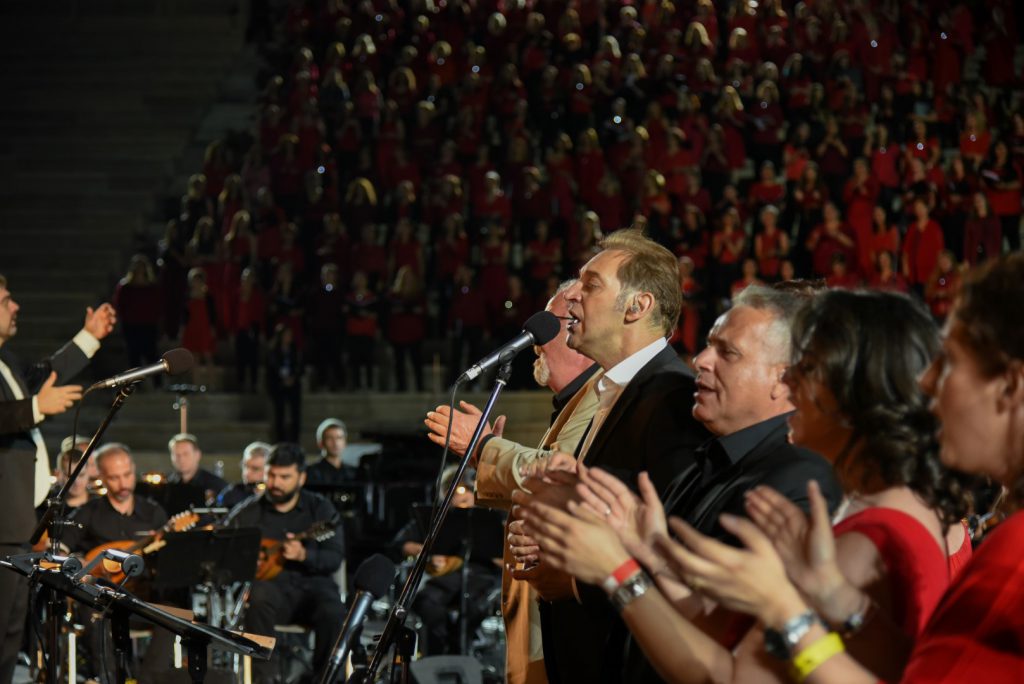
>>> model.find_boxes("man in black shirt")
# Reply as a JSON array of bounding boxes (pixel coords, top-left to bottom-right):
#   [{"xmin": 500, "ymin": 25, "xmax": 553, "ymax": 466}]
[
  {"xmin": 305, "ymin": 418, "xmax": 359, "ymax": 485},
  {"xmin": 227, "ymin": 443, "xmax": 345, "ymax": 684},
  {"xmin": 216, "ymin": 440, "xmax": 270, "ymax": 510},
  {"xmin": 624, "ymin": 285, "xmax": 843, "ymax": 682},
  {"xmin": 62, "ymin": 443, "xmax": 173, "ymax": 683},
  {"xmin": 166, "ymin": 432, "xmax": 227, "ymax": 504},
  {"xmin": 63, "ymin": 442, "xmax": 168, "ymax": 558}
]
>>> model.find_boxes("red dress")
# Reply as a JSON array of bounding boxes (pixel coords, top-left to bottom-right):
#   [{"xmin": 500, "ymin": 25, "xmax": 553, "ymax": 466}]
[
  {"xmin": 833, "ymin": 508, "xmax": 971, "ymax": 637},
  {"xmin": 902, "ymin": 512, "xmax": 1024, "ymax": 683}
]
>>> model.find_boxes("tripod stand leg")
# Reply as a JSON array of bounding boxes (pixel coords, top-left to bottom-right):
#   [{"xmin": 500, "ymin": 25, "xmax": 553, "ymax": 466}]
[
  {"xmin": 110, "ymin": 609, "xmax": 133, "ymax": 684},
  {"xmin": 186, "ymin": 639, "xmax": 208, "ymax": 683}
]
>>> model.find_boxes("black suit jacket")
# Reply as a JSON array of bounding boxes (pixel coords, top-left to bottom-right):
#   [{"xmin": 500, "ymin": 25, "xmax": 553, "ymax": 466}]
[
  {"xmin": 0, "ymin": 342, "xmax": 90, "ymax": 544},
  {"xmin": 541, "ymin": 345, "xmax": 712, "ymax": 684}
]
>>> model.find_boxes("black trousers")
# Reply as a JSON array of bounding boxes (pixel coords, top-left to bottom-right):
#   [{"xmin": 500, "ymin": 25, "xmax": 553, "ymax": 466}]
[
  {"xmin": 244, "ymin": 575, "xmax": 344, "ymax": 683},
  {"xmin": 0, "ymin": 544, "xmax": 28, "ymax": 684}
]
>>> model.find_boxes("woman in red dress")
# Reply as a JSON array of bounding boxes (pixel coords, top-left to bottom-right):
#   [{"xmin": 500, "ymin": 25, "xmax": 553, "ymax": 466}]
[
  {"xmin": 650, "ymin": 255, "xmax": 1024, "ymax": 684},
  {"xmin": 754, "ymin": 205, "xmax": 789, "ymax": 280},
  {"xmin": 181, "ymin": 268, "xmax": 217, "ymax": 383}
]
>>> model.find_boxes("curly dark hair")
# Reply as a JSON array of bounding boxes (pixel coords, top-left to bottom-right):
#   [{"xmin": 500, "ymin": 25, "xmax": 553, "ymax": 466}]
[{"xmin": 790, "ymin": 289, "xmax": 974, "ymax": 526}]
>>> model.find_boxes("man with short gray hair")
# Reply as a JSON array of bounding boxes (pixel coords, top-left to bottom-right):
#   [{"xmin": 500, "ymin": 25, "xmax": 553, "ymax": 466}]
[{"xmin": 217, "ymin": 441, "xmax": 272, "ymax": 509}]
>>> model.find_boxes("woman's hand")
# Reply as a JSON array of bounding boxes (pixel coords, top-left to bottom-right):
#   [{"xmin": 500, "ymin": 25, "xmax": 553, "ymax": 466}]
[
  {"xmin": 744, "ymin": 481, "xmax": 850, "ymax": 623},
  {"xmin": 655, "ymin": 514, "xmax": 808, "ymax": 628}
]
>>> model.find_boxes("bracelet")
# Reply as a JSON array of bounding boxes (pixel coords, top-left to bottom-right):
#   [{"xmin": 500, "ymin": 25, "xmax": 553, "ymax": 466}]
[
  {"xmin": 601, "ymin": 558, "xmax": 641, "ymax": 593},
  {"xmin": 789, "ymin": 632, "xmax": 845, "ymax": 683},
  {"xmin": 609, "ymin": 571, "xmax": 652, "ymax": 612}
]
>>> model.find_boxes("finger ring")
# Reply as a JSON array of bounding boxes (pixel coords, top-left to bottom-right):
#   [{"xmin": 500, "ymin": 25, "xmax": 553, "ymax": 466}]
[
  {"xmin": 686, "ymin": 575, "xmax": 705, "ymax": 592},
  {"xmin": 604, "ymin": 507, "xmax": 612, "ymax": 516}
]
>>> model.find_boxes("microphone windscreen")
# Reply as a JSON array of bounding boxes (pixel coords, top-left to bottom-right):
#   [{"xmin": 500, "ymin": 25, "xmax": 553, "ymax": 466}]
[
  {"xmin": 354, "ymin": 553, "xmax": 397, "ymax": 598},
  {"xmin": 523, "ymin": 310, "xmax": 561, "ymax": 346},
  {"xmin": 162, "ymin": 348, "xmax": 195, "ymax": 375}
]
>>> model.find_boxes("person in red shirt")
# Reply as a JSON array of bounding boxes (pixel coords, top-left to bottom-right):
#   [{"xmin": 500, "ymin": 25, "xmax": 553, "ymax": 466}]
[
  {"xmin": 344, "ymin": 270, "xmax": 379, "ymax": 390},
  {"xmin": 113, "ymin": 255, "xmax": 162, "ymax": 384},
  {"xmin": 963, "ymin": 191, "xmax": 1003, "ymax": 266},
  {"xmin": 233, "ymin": 267, "xmax": 266, "ymax": 392},
  {"xmin": 753, "ymin": 205, "xmax": 789, "ymax": 280},
  {"xmin": 386, "ymin": 266, "xmax": 427, "ymax": 392},
  {"xmin": 806, "ymin": 202, "xmax": 857, "ymax": 278},
  {"xmin": 748, "ymin": 161, "xmax": 786, "ymax": 216},
  {"xmin": 868, "ymin": 250, "xmax": 909, "ymax": 292},
  {"xmin": 924, "ymin": 250, "xmax": 961, "ymax": 323},
  {"xmin": 902, "ymin": 197, "xmax": 946, "ymax": 293},
  {"xmin": 825, "ymin": 253, "xmax": 861, "ymax": 289},
  {"xmin": 730, "ymin": 257, "xmax": 763, "ymax": 297},
  {"xmin": 447, "ymin": 266, "xmax": 488, "ymax": 387},
  {"xmin": 843, "ymin": 158, "xmax": 881, "ymax": 275},
  {"xmin": 523, "ymin": 220, "xmax": 563, "ymax": 296},
  {"xmin": 980, "ymin": 140, "xmax": 1022, "ymax": 252}
]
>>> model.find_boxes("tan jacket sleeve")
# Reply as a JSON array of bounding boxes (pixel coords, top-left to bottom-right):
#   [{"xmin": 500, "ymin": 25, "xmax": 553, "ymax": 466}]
[{"xmin": 475, "ymin": 378, "xmax": 600, "ymax": 509}]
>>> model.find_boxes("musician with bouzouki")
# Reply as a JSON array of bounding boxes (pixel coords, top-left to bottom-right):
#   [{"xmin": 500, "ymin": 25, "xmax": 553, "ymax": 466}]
[
  {"xmin": 59, "ymin": 442, "xmax": 185, "ymax": 681},
  {"xmin": 224, "ymin": 443, "xmax": 345, "ymax": 684}
]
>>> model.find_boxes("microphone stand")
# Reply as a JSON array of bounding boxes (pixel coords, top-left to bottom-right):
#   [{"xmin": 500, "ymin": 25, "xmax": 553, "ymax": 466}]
[
  {"xmin": 362, "ymin": 362, "xmax": 513, "ymax": 683},
  {"xmin": 28, "ymin": 381, "xmax": 141, "ymax": 684}
]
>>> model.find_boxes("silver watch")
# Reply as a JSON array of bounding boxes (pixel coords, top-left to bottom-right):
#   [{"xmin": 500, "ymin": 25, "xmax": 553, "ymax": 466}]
[{"xmin": 610, "ymin": 571, "xmax": 652, "ymax": 612}]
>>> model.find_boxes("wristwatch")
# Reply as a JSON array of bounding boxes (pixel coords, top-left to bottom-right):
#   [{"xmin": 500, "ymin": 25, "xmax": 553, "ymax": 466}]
[
  {"xmin": 764, "ymin": 610, "xmax": 819, "ymax": 660},
  {"xmin": 609, "ymin": 571, "xmax": 652, "ymax": 612}
]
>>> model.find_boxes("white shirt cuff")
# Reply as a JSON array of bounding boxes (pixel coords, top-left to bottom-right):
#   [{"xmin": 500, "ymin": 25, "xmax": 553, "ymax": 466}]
[
  {"xmin": 72, "ymin": 329, "xmax": 101, "ymax": 358},
  {"xmin": 31, "ymin": 396, "xmax": 43, "ymax": 425}
]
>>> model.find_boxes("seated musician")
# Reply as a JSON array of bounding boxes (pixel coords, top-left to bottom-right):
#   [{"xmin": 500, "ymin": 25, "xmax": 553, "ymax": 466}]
[
  {"xmin": 38, "ymin": 437, "xmax": 98, "ymax": 515},
  {"xmin": 166, "ymin": 432, "xmax": 227, "ymax": 504},
  {"xmin": 389, "ymin": 466, "xmax": 502, "ymax": 655},
  {"xmin": 61, "ymin": 442, "xmax": 177, "ymax": 682},
  {"xmin": 216, "ymin": 440, "xmax": 270, "ymax": 510},
  {"xmin": 226, "ymin": 442, "xmax": 346, "ymax": 684},
  {"xmin": 305, "ymin": 418, "xmax": 359, "ymax": 484}
]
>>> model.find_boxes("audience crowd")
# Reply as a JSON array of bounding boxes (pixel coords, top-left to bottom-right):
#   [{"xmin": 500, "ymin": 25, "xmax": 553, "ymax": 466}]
[{"xmin": 114, "ymin": 0, "xmax": 1022, "ymax": 391}]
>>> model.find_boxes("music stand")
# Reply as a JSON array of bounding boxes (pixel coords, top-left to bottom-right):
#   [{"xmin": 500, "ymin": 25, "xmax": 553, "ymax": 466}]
[
  {"xmin": 135, "ymin": 481, "xmax": 208, "ymax": 518},
  {"xmin": 411, "ymin": 504, "xmax": 505, "ymax": 653},
  {"xmin": 410, "ymin": 505, "xmax": 505, "ymax": 561},
  {"xmin": 151, "ymin": 527, "xmax": 261, "ymax": 589}
]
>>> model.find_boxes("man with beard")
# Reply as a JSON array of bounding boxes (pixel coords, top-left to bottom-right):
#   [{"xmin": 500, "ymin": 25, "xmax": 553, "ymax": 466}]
[
  {"xmin": 0, "ymin": 275, "xmax": 115, "ymax": 683},
  {"xmin": 424, "ymin": 280, "xmax": 599, "ymax": 684},
  {"xmin": 227, "ymin": 443, "xmax": 345, "ymax": 684},
  {"xmin": 61, "ymin": 443, "xmax": 173, "ymax": 682}
]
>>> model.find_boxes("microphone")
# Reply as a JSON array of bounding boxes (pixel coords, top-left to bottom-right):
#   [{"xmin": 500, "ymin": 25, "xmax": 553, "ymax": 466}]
[
  {"xmin": 73, "ymin": 547, "xmax": 145, "ymax": 581},
  {"xmin": 318, "ymin": 554, "xmax": 397, "ymax": 684},
  {"xmin": 88, "ymin": 348, "xmax": 194, "ymax": 391},
  {"xmin": 458, "ymin": 311, "xmax": 561, "ymax": 383}
]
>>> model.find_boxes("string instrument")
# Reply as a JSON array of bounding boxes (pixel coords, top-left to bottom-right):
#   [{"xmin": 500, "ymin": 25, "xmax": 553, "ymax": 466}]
[
  {"xmin": 426, "ymin": 556, "xmax": 464, "ymax": 577},
  {"xmin": 256, "ymin": 520, "xmax": 336, "ymax": 581},
  {"xmin": 83, "ymin": 510, "xmax": 200, "ymax": 583}
]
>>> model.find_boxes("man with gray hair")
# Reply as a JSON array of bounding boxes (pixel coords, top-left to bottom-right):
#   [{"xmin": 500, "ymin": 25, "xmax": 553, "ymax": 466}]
[
  {"xmin": 619, "ymin": 284, "xmax": 843, "ymax": 682},
  {"xmin": 217, "ymin": 441, "xmax": 272, "ymax": 509}
]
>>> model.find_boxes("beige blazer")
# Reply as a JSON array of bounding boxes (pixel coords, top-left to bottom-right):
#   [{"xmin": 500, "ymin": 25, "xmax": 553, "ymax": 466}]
[{"xmin": 475, "ymin": 373, "xmax": 601, "ymax": 684}]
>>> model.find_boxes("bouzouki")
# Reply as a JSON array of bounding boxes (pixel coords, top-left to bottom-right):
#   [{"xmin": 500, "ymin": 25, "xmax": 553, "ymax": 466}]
[
  {"xmin": 83, "ymin": 510, "xmax": 200, "ymax": 583},
  {"xmin": 255, "ymin": 520, "xmax": 336, "ymax": 581}
]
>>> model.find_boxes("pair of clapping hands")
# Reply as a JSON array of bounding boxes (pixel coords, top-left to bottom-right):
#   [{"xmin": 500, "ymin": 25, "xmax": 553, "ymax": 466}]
[{"xmin": 513, "ymin": 461, "xmax": 848, "ymax": 630}]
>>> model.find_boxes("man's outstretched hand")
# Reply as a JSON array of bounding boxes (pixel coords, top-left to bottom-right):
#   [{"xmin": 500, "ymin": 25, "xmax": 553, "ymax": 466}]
[
  {"xmin": 37, "ymin": 372, "xmax": 82, "ymax": 416},
  {"xmin": 424, "ymin": 401, "xmax": 506, "ymax": 461}
]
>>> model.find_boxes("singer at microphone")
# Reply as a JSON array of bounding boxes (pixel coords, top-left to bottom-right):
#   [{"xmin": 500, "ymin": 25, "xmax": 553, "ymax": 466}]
[{"xmin": 458, "ymin": 310, "xmax": 561, "ymax": 383}]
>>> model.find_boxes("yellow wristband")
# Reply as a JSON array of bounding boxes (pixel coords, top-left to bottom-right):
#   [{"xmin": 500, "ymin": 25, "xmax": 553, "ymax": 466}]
[{"xmin": 789, "ymin": 632, "xmax": 845, "ymax": 683}]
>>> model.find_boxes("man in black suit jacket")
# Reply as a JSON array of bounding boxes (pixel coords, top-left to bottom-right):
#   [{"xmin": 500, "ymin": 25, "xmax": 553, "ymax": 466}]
[
  {"xmin": 513, "ymin": 230, "xmax": 711, "ymax": 684},
  {"xmin": 0, "ymin": 274, "xmax": 116, "ymax": 683}
]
